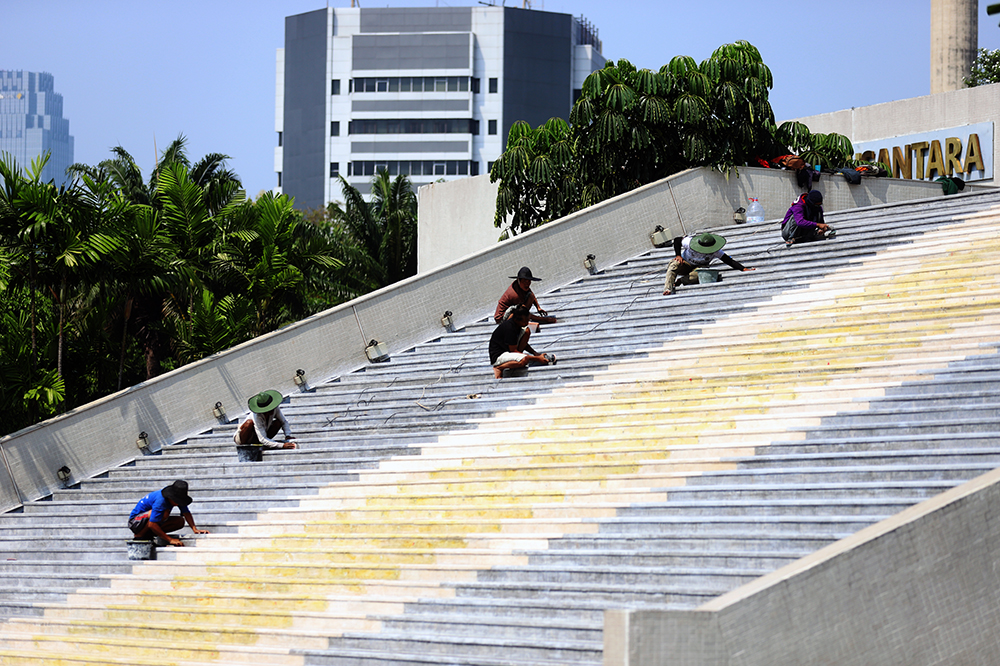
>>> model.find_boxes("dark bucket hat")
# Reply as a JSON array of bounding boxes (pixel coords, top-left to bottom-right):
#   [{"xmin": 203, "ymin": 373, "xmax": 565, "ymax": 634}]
[{"xmin": 161, "ymin": 480, "xmax": 192, "ymax": 507}]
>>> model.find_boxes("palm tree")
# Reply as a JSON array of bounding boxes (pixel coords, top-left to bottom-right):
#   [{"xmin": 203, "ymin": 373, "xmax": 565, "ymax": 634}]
[{"xmin": 326, "ymin": 170, "xmax": 418, "ymax": 291}]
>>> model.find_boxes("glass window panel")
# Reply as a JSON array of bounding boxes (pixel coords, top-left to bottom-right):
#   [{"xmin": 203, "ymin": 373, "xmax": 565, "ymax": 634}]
[
  {"xmin": 435, "ymin": 78, "xmax": 447, "ymax": 92},
  {"xmin": 459, "ymin": 77, "xmax": 468, "ymax": 92},
  {"xmin": 400, "ymin": 77, "xmax": 411, "ymax": 92},
  {"xmin": 424, "ymin": 77, "xmax": 435, "ymax": 91},
  {"xmin": 376, "ymin": 79, "xmax": 388, "ymax": 92},
  {"xmin": 434, "ymin": 162, "xmax": 446, "ymax": 175},
  {"xmin": 458, "ymin": 161, "xmax": 468, "ymax": 175},
  {"xmin": 446, "ymin": 161, "xmax": 457, "ymax": 175},
  {"xmin": 447, "ymin": 77, "xmax": 458, "ymax": 92},
  {"xmin": 388, "ymin": 78, "xmax": 399, "ymax": 92}
]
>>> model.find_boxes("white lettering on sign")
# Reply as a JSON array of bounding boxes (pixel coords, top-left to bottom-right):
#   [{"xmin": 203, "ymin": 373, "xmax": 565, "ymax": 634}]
[{"xmin": 852, "ymin": 122, "xmax": 993, "ymax": 182}]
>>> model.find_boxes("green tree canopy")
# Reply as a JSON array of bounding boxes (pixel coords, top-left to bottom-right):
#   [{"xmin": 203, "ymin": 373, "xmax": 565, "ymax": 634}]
[
  {"xmin": 964, "ymin": 48, "xmax": 1000, "ymax": 87},
  {"xmin": 0, "ymin": 142, "xmax": 349, "ymax": 437},
  {"xmin": 491, "ymin": 41, "xmax": 855, "ymax": 236}
]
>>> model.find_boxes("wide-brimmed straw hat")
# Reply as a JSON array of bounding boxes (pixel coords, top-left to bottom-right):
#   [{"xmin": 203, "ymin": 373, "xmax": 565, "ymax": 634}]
[
  {"xmin": 690, "ymin": 233, "xmax": 726, "ymax": 254},
  {"xmin": 248, "ymin": 389, "xmax": 283, "ymax": 414}
]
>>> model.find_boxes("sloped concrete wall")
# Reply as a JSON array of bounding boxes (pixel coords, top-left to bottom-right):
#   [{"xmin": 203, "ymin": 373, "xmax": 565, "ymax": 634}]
[
  {"xmin": 416, "ymin": 167, "xmax": 957, "ymax": 274},
  {"xmin": 604, "ymin": 466, "xmax": 1000, "ymax": 666},
  {"xmin": 0, "ymin": 168, "xmax": 962, "ymax": 511}
]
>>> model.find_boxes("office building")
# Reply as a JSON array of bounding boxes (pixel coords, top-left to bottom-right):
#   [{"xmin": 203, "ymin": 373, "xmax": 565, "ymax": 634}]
[
  {"xmin": 275, "ymin": 5, "xmax": 604, "ymax": 210},
  {"xmin": 0, "ymin": 70, "xmax": 74, "ymax": 187}
]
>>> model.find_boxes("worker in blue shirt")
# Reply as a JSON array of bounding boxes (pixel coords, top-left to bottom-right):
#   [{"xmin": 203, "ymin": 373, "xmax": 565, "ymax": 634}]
[{"xmin": 128, "ymin": 480, "xmax": 209, "ymax": 546}]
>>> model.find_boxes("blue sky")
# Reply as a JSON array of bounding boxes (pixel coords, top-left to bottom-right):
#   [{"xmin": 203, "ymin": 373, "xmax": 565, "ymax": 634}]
[{"xmin": 7, "ymin": 1, "xmax": 1000, "ymax": 197}]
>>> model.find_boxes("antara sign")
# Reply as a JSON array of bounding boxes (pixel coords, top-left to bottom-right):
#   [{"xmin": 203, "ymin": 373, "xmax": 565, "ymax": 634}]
[{"xmin": 851, "ymin": 122, "xmax": 993, "ymax": 182}]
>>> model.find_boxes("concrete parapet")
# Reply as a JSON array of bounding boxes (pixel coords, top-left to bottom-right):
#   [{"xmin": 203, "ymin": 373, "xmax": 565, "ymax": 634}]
[{"xmin": 603, "ymin": 465, "xmax": 1000, "ymax": 666}]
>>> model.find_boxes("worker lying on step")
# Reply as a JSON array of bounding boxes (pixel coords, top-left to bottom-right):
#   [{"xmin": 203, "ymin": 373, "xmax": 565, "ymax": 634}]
[
  {"xmin": 662, "ymin": 232, "xmax": 755, "ymax": 296},
  {"xmin": 489, "ymin": 306, "xmax": 556, "ymax": 379},
  {"xmin": 128, "ymin": 480, "xmax": 208, "ymax": 547}
]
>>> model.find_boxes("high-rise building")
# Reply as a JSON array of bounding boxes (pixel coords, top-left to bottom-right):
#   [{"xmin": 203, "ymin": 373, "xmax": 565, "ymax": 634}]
[
  {"xmin": 275, "ymin": 5, "xmax": 604, "ymax": 210},
  {"xmin": 0, "ymin": 71, "xmax": 74, "ymax": 187}
]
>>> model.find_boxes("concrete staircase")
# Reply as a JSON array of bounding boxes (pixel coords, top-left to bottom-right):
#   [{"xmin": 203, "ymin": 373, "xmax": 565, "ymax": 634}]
[{"xmin": 0, "ymin": 189, "xmax": 998, "ymax": 665}]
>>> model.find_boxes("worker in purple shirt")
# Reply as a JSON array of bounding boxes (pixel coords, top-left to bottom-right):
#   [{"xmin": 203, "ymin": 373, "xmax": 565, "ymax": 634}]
[
  {"xmin": 128, "ymin": 480, "xmax": 208, "ymax": 547},
  {"xmin": 780, "ymin": 190, "xmax": 836, "ymax": 245}
]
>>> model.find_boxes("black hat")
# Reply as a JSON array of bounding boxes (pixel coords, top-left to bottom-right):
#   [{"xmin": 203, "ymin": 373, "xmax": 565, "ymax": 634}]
[
  {"xmin": 510, "ymin": 266, "xmax": 541, "ymax": 281},
  {"xmin": 806, "ymin": 190, "xmax": 823, "ymax": 205},
  {"xmin": 162, "ymin": 480, "xmax": 192, "ymax": 507}
]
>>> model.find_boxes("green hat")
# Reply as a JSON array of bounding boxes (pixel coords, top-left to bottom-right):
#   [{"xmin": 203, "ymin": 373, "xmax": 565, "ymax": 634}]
[
  {"xmin": 248, "ymin": 389, "xmax": 282, "ymax": 413},
  {"xmin": 690, "ymin": 233, "xmax": 726, "ymax": 254}
]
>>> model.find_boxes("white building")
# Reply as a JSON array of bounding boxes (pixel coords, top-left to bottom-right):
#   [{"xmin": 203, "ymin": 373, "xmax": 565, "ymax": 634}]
[
  {"xmin": 274, "ymin": 5, "xmax": 604, "ymax": 210},
  {"xmin": 0, "ymin": 70, "xmax": 74, "ymax": 187}
]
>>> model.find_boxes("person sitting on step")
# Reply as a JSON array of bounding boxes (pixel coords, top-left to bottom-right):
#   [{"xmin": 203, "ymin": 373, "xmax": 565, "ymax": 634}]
[
  {"xmin": 662, "ymin": 232, "xmax": 755, "ymax": 296},
  {"xmin": 234, "ymin": 389, "xmax": 297, "ymax": 450},
  {"xmin": 489, "ymin": 305, "xmax": 555, "ymax": 379},
  {"xmin": 494, "ymin": 266, "xmax": 558, "ymax": 325},
  {"xmin": 780, "ymin": 190, "xmax": 836, "ymax": 246},
  {"xmin": 128, "ymin": 480, "xmax": 209, "ymax": 547}
]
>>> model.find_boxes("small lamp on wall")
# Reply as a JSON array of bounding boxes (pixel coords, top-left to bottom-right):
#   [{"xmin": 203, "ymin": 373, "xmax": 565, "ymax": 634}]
[
  {"xmin": 366, "ymin": 339, "xmax": 390, "ymax": 363},
  {"xmin": 650, "ymin": 225, "xmax": 670, "ymax": 248},
  {"xmin": 441, "ymin": 311, "xmax": 456, "ymax": 333},
  {"xmin": 136, "ymin": 431, "xmax": 149, "ymax": 450},
  {"xmin": 56, "ymin": 466, "xmax": 71, "ymax": 484},
  {"xmin": 733, "ymin": 206, "xmax": 746, "ymax": 224},
  {"xmin": 293, "ymin": 369, "xmax": 307, "ymax": 387},
  {"xmin": 212, "ymin": 401, "xmax": 226, "ymax": 421},
  {"xmin": 583, "ymin": 254, "xmax": 598, "ymax": 275}
]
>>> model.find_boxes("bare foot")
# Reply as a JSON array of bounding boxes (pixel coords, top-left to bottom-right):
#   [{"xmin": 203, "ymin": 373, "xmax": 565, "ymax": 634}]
[{"xmin": 493, "ymin": 367, "xmax": 503, "ymax": 379}]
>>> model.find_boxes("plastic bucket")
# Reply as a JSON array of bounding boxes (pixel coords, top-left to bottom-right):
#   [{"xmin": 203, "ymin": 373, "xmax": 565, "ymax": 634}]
[
  {"xmin": 696, "ymin": 269, "xmax": 720, "ymax": 284},
  {"xmin": 127, "ymin": 540, "xmax": 156, "ymax": 560},
  {"xmin": 236, "ymin": 445, "xmax": 263, "ymax": 462}
]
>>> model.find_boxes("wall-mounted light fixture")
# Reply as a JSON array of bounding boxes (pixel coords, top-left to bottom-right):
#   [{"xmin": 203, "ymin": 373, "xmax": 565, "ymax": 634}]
[
  {"xmin": 441, "ymin": 310, "xmax": 456, "ymax": 332},
  {"xmin": 583, "ymin": 254, "xmax": 598, "ymax": 275},
  {"xmin": 733, "ymin": 206, "xmax": 747, "ymax": 224},
  {"xmin": 136, "ymin": 431, "xmax": 149, "ymax": 450},
  {"xmin": 212, "ymin": 401, "xmax": 226, "ymax": 420},
  {"xmin": 56, "ymin": 466, "xmax": 71, "ymax": 483},
  {"xmin": 365, "ymin": 339, "xmax": 390, "ymax": 363},
  {"xmin": 650, "ymin": 225, "xmax": 670, "ymax": 248},
  {"xmin": 293, "ymin": 369, "xmax": 307, "ymax": 387}
]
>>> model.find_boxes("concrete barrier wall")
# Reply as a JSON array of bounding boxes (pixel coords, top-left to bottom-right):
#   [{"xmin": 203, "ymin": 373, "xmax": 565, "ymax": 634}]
[
  {"xmin": 0, "ymin": 168, "xmax": 958, "ymax": 512},
  {"xmin": 604, "ymin": 465, "xmax": 1000, "ymax": 666},
  {"xmin": 417, "ymin": 168, "xmax": 965, "ymax": 274}
]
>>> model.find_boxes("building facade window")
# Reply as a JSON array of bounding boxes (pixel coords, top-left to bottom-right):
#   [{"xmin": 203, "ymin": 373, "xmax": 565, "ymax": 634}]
[
  {"xmin": 277, "ymin": 172, "xmax": 282, "ymax": 187},
  {"xmin": 488, "ymin": 78, "xmax": 498, "ymax": 93},
  {"xmin": 348, "ymin": 118, "xmax": 477, "ymax": 135},
  {"xmin": 330, "ymin": 162, "xmax": 339, "ymax": 177},
  {"xmin": 348, "ymin": 160, "xmax": 476, "ymax": 177},
  {"xmin": 351, "ymin": 76, "xmax": 471, "ymax": 94},
  {"xmin": 277, "ymin": 131, "xmax": 282, "ymax": 147},
  {"xmin": 488, "ymin": 120, "xmax": 497, "ymax": 135},
  {"xmin": 331, "ymin": 121, "xmax": 340, "ymax": 137},
  {"xmin": 331, "ymin": 79, "xmax": 341, "ymax": 95}
]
